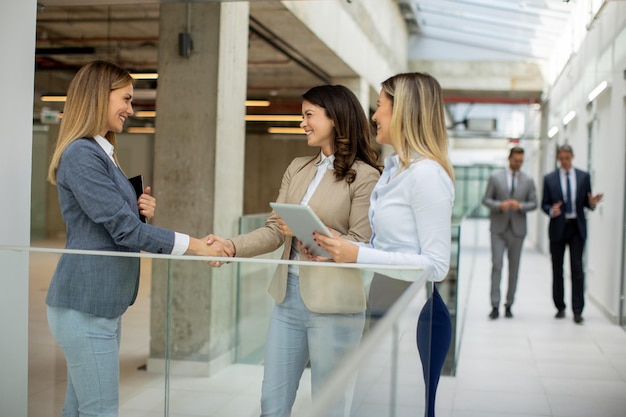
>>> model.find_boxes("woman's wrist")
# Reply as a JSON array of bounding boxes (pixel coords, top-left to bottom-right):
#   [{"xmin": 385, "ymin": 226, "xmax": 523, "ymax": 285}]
[{"xmin": 227, "ymin": 239, "xmax": 236, "ymax": 257}]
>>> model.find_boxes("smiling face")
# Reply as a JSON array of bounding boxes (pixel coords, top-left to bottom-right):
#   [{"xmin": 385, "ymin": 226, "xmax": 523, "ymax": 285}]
[
  {"xmin": 372, "ymin": 88, "xmax": 393, "ymax": 147},
  {"xmin": 102, "ymin": 83, "xmax": 134, "ymax": 136},
  {"xmin": 300, "ymin": 99, "xmax": 335, "ymax": 156}
]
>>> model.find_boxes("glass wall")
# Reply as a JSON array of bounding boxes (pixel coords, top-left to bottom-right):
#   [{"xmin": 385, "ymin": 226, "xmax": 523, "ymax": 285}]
[{"xmin": 453, "ymin": 164, "xmax": 499, "ymax": 219}]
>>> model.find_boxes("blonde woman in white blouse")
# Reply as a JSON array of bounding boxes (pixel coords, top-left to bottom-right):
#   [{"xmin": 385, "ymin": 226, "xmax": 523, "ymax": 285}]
[
  {"xmin": 313, "ymin": 71, "xmax": 455, "ymax": 417},
  {"xmin": 314, "ymin": 72, "xmax": 454, "ymax": 282}
]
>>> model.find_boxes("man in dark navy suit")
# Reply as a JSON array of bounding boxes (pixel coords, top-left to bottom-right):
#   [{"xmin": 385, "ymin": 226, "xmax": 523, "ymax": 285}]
[{"xmin": 541, "ymin": 145, "xmax": 603, "ymax": 324}]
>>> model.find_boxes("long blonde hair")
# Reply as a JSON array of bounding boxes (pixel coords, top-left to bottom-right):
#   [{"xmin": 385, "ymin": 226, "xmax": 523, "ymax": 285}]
[
  {"xmin": 47, "ymin": 61, "xmax": 134, "ymax": 184},
  {"xmin": 381, "ymin": 72, "xmax": 454, "ymax": 181}
]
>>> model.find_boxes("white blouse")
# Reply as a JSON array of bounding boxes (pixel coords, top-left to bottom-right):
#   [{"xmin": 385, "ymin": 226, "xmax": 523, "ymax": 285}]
[{"xmin": 356, "ymin": 153, "xmax": 455, "ymax": 282}]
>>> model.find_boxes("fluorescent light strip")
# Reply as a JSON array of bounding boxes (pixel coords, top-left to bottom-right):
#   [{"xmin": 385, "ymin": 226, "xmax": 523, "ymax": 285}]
[
  {"xmin": 246, "ymin": 115, "xmax": 301, "ymax": 122},
  {"xmin": 135, "ymin": 111, "xmax": 156, "ymax": 118},
  {"xmin": 562, "ymin": 111, "xmax": 576, "ymax": 126},
  {"xmin": 587, "ymin": 80, "xmax": 608, "ymax": 103},
  {"xmin": 547, "ymin": 126, "xmax": 559, "ymax": 138},
  {"xmin": 268, "ymin": 127, "xmax": 304, "ymax": 134},
  {"xmin": 41, "ymin": 95, "xmax": 66, "ymax": 102},
  {"xmin": 127, "ymin": 127, "xmax": 155, "ymax": 134},
  {"xmin": 130, "ymin": 73, "xmax": 158, "ymax": 80},
  {"xmin": 40, "ymin": 95, "xmax": 267, "ymax": 109},
  {"xmin": 245, "ymin": 100, "xmax": 271, "ymax": 107}
]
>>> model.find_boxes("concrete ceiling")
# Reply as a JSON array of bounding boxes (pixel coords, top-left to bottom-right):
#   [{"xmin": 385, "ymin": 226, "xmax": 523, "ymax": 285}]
[
  {"xmin": 34, "ymin": 1, "xmax": 352, "ymax": 133},
  {"xmin": 34, "ymin": 0, "xmax": 566, "ymax": 138}
]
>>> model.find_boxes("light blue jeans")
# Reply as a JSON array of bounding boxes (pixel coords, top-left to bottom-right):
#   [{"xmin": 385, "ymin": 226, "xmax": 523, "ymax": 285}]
[
  {"xmin": 260, "ymin": 273, "xmax": 365, "ymax": 417},
  {"xmin": 47, "ymin": 306, "xmax": 122, "ymax": 417}
]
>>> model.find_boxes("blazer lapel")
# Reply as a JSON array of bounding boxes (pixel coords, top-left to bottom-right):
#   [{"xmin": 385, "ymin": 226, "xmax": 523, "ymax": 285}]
[
  {"xmin": 286, "ymin": 158, "xmax": 318, "ymax": 203},
  {"xmin": 308, "ymin": 169, "xmax": 335, "ymax": 205},
  {"xmin": 554, "ymin": 170, "xmax": 565, "ymax": 201},
  {"xmin": 575, "ymin": 169, "xmax": 584, "ymax": 200},
  {"xmin": 505, "ymin": 171, "xmax": 515, "ymax": 197}
]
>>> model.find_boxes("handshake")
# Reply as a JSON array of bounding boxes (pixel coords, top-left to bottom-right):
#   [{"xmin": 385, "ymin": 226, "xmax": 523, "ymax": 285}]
[
  {"xmin": 186, "ymin": 234, "xmax": 234, "ymax": 263},
  {"xmin": 185, "ymin": 234, "xmax": 236, "ymax": 267}
]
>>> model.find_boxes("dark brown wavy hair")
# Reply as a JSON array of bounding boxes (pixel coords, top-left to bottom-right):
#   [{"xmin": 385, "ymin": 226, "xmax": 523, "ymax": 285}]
[{"xmin": 302, "ymin": 85, "xmax": 381, "ymax": 183}]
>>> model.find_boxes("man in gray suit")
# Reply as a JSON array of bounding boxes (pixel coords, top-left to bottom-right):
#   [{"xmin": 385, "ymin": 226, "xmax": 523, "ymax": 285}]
[{"xmin": 483, "ymin": 147, "xmax": 537, "ymax": 319}]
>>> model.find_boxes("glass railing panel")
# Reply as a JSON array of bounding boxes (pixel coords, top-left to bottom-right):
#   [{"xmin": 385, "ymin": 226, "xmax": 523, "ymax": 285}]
[
  {"xmin": 15, "ymin": 247, "xmax": 170, "ymax": 417},
  {"xmin": 299, "ymin": 267, "xmax": 444, "ymax": 417},
  {"xmin": 10, "ymin": 245, "xmax": 453, "ymax": 417},
  {"xmin": 236, "ymin": 213, "xmax": 280, "ymax": 365},
  {"xmin": 159, "ymin": 259, "xmax": 438, "ymax": 417}
]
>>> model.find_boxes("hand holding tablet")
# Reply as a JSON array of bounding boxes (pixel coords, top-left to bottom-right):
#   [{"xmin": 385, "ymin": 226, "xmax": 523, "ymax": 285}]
[{"xmin": 269, "ymin": 202, "xmax": 332, "ymax": 258}]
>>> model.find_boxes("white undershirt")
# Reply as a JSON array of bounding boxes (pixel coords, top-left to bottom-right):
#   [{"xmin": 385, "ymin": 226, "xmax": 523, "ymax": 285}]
[{"xmin": 288, "ymin": 153, "xmax": 334, "ymax": 275}]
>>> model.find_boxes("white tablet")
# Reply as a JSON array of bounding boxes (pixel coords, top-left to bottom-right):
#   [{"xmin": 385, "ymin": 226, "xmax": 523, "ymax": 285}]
[{"xmin": 269, "ymin": 202, "xmax": 332, "ymax": 258}]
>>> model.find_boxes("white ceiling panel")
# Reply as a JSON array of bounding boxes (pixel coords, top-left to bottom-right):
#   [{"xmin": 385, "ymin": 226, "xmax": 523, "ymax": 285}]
[{"xmin": 398, "ymin": 0, "xmax": 577, "ymax": 61}]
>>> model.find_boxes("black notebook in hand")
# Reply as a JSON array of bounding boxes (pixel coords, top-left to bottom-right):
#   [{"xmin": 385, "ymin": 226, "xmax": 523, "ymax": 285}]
[{"xmin": 128, "ymin": 175, "xmax": 147, "ymax": 223}]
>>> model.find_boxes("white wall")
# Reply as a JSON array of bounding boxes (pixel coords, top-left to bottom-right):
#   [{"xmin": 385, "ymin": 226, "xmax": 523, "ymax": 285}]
[
  {"xmin": 282, "ymin": 0, "xmax": 407, "ymax": 91},
  {"xmin": 543, "ymin": 2, "xmax": 626, "ymax": 320},
  {"xmin": 0, "ymin": 0, "xmax": 37, "ymax": 415}
]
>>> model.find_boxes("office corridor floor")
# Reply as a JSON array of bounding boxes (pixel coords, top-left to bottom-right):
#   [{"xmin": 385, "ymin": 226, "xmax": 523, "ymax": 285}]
[{"xmin": 437, "ymin": 219, "xmax": 626, "ymax": 417}]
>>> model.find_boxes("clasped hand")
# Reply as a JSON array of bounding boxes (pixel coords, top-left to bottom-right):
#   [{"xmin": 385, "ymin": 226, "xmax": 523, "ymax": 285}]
[
  {"xmin": 186, "ymin": 235, "xmax": 232, "ymax": 263},
  {"xmin": 137, "ymin": 186, "xmax": 156, "ymax": 220},
  {"xmin": 500, "ymin": 199, "xmax": 520, "ymax": 212},
  {"xmin": 204, "ymin": 235, "xmax": 236, "ymax": 267}
]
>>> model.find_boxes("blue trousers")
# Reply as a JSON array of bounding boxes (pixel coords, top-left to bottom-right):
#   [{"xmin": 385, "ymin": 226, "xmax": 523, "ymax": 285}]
[
  {"xmin": 47, "ymin": 306, "xmax": 122, "ymax": 417},
  {"xmin": 260, "ymin": 274, "xmax": 365, "ymax": 417},
  {"xmin": 417, "ymin": 285, "xmax": 452, "ymax": 417}
]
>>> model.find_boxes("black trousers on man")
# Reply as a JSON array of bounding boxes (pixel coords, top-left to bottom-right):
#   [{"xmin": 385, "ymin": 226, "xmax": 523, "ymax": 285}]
[{"xmin": 549, "ymin": 220, "xmax": 585, "ymax": 315}]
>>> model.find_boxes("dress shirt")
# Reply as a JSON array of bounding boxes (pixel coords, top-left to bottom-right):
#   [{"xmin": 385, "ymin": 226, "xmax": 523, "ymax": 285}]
[
  {"xmin": 507, "ymin": 168, "xmax": 516, "ymax": 195},
  {"xmin": 94, "ymin": 135, "xmax": 115, "ymax": 163},
  {"xmin": 300, "ymin": 153, "xmax": 335, "ymax": 205},
  {"xmin": 356, "ymin": 153, "xmax": 454, "ymax": 281},
  {"xmin": 94, "ymin": 135, "xmax": 189, "ymax": 255},
  {"xmin": 560, "ymin": 168, "xmax": 577, "ymax": 219},
  {"xmin": 288, "ymin": 153, "xmax": 334, "ymax": 273}
]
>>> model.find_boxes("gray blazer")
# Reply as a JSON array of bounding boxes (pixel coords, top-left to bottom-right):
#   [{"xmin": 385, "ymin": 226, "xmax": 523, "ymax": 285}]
[
  {"xmin": 46, "ymin": 138, "xmax": 175, "ymax": 318},
  {"xmin": 482, "ymin": 169, "xmax": 537, "ymax": 237},
  {"xmin": 230, "ymin": 155, "xmax": 380, "ymax": 314}
]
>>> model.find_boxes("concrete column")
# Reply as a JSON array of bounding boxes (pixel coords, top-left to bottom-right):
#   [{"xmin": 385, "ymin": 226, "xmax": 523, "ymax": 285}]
[
  {"xmin": 44, "ymin": 123, "xmax": 65, "ymax": 239},
  {"xmin": 0, "ymin": 1, "xmax": 36, "ymax": 414},
  {"xmin": 334, "ymin": 76, "xmax": 393, "ymax": 159},
  {"xmin": 333, "ymin": 76, "xmax": 371, "ymax": 117},
  {"xmin": 148, "ymin": 2, "xmax": 248, "ymax": 376}
]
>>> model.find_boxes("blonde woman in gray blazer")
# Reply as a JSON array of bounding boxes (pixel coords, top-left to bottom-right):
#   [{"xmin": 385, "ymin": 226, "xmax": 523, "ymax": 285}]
[
  {"xmin": 45, "ymin": 61, "xmax": 229, "ymax": 417},
  {"xmin": 214, "ymin": 85, "xmax": 380, "ymax": 417}
]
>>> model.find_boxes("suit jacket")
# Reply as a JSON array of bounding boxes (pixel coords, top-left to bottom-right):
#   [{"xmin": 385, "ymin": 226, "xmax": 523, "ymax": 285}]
[
  {"xmin": 46, "ymin": 138, "xmax": 175, "ymax": 318},
  {"xmin": 542, "ymin": 168, "xmax": 593, "ymax": 241},
  {"xmin": 230, "ymin": 155, "xmax": 380, "ymax": 314},
  {"xmin": 482, "ymin": 169, "xmax": 537, "ymax": 237}
]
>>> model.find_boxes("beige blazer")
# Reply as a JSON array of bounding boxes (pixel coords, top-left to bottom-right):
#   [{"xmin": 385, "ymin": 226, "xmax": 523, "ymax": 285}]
[{"xmin": 230, "ymin": 155, "xmax": 380, "ymax": 314}]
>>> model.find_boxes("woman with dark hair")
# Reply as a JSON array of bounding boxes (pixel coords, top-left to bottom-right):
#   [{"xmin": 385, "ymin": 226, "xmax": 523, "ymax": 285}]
[{"xmin": 210, "ymin": 84, "xmax": 381, "ymax": 417}]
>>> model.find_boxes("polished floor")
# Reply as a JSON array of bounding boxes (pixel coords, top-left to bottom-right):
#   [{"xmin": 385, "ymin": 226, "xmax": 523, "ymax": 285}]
[{"xmin": 27, "ymin": 219, "xmax": 626, "ymax": 417}]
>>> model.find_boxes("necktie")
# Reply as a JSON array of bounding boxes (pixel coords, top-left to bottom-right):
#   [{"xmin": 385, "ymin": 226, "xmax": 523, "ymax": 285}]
[
  {"xmin": 564, "ymin": 172, "xmax": 572, "ymax": 214},
  {"xmin": 510, "ymin": 173, "xmax": 515, "ymax": 196}
]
